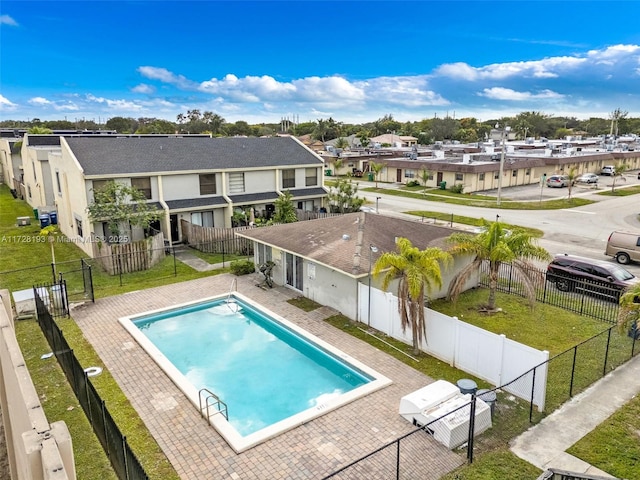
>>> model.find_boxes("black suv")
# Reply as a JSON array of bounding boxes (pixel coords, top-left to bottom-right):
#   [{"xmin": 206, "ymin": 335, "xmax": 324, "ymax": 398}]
[{"xmin": 546, "ymin": 254, "xmax": 640, "ymax": 301}]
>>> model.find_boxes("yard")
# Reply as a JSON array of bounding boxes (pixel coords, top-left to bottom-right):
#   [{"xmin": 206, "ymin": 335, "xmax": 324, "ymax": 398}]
[{"xmin": 2, "ymin": 183, "xmax": 639, "ymax": 479}]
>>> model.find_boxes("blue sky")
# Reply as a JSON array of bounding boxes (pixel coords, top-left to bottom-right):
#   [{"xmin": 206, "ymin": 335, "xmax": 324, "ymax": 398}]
[{"xmin": 2, "ymin": 1, "xmax": 640, "ymax": 125}]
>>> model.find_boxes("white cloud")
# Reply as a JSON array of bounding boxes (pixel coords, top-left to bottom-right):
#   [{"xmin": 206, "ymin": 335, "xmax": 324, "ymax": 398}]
[
  {"xmin": 479, "ymin": 87, "xmax": 564, "ymax": 101},
  {"xmin": 137, "ymin": 66, "xmax": 198, "ymax": 89},
  {"xmin": 436, "ymin": 56, "xmax": 586, "ymax": 81},
  {"xmin": 0, "ymin": 94, "xmax": 18, "ymax": 111},
  {"xmin": 131, "ymin": 83, "xmax": 155, "ymax": 94},
  {"xmin": 361, "ymin": 76, "xmax": 449, "ymax": 107},
  {"xmin": 0, "ymin": 15, "xmax": 18, "ymax": 26},
  {"xmin": 28, "ymin": 97, "xmax": 52, "ymax": 106}
]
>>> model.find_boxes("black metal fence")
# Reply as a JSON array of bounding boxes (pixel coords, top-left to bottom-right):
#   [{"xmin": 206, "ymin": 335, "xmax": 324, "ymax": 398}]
[
  {"xmin": 479, "ymin": 261, "xmax": 621, "ymax": 323},
  {"xmin": 324, "ymin": 325, "xmax": 639, "ymax": 478},
  {"xmin": 34, "ymin": 287, "xmax": 149, "ymax": 480}
]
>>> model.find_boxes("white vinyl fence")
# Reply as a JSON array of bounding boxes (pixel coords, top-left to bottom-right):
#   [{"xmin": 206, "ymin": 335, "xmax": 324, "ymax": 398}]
[{"xmin": 359, "ymin": 284, "xmax": 549, "ymax": 410}]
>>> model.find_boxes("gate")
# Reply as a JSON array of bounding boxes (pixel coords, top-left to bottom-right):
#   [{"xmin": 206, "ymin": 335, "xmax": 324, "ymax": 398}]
[{"xmin": 58, "ymin": 258, "xmax": 94, "ymax": 303}]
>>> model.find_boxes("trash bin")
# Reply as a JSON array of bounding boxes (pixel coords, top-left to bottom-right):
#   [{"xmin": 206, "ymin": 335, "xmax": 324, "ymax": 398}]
[
  {"xmin": 51, "ymin": 284, "xmax": 66, "ymax": 311},
  {"xmin": 33, "ymin": 208, "xmax": 39, "ymax": 219},
  {"xmin": 39, "ymin": 213, "xmax": 50, "ymax": 228},
  {"xmin": 325, "ymin": 169, "xmax": 332, "ymax": 176},
  {"xmin": 49, "ymin": 211, "xmax": 58, "ymax": 225},
  {"xmin": 439, "ymin": 181, "xmax": 447, "ymax": 190},
  {"xmin": 368, "ymin": 172, "xmax": 374, "ymax": 181},
  {"xmin": 456, "ymin": 378, "xmax": 478, "ymax": 395},
  {"xmin": 477, "ymin": 388, "xmax": 497, "ymax": 418}
]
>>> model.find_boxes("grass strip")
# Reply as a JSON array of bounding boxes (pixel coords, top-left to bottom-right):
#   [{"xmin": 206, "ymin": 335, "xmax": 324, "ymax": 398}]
[
  {"xmin": 404, "ymin": 211, "xmax": 544, "ymax": 237},
  {"xmin": 362, "ymin": 186, "xmax": 594, "ymax": 210}
]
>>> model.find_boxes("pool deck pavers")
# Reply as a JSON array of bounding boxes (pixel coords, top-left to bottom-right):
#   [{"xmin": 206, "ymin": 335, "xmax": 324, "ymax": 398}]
[{"xmin": 70, "ymin": 274, "xmax": 465, "ymax": 479}]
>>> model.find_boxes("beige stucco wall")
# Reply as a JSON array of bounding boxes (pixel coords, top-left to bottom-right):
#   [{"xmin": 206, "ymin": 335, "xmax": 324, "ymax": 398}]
[
  {"xmin": 48, "ymin": 140, "xmax": 93, "ymax": 256},
  {"xmin": 0, "ymin": 290, "xmax": 76, "ymax": 480}
]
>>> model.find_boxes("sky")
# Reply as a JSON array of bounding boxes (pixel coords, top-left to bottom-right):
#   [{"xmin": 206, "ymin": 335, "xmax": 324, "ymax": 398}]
[{"xmin": 2, "ymin": 1, "xmax": 640, "ymax": 126}]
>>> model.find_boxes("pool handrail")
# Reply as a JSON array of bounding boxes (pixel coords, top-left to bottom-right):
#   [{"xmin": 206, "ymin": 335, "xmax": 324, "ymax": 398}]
[{"xmin": 199, "ymin": 388, "xmax": 229, "ymax": 421}]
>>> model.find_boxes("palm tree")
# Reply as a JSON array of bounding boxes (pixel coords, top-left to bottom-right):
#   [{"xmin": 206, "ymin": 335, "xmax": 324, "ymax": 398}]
[
  {"xmin": 611, "ymin": 162, "xmax": 628, "ymax": 193},
  {"xmin": 447, "ymin": 221, "xmax": 551, "ymax": 311},
  {"xmin": 566, "ymin": 167, "xmax": 578, "ymax": 199},
  {"xmin": 40, "ymin": 225, "xmax": 58, "ymax": 276},
  {"xmin": 617, "ymin": 283, "xmax": 640, "ymax": 336},
  {"xmin": 369, "ymin": 161, "xmax": 386, "ymax": 188},
  {"xmin": 372, "ymin": 238, "xmax": 452, "ymax": 354},
  {"xmin": 332, "ymin": 157, "xmax": 344, "ymax": 177}
]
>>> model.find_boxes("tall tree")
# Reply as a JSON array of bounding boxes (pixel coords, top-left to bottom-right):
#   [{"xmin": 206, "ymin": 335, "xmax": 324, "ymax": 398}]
[
  {"xmin": 617, "ymin": 283, "xmax": 640, "ymax": 334},
  {"xmin": 273, "ymin": 190, "xmax": 297, "ymax": 223},
  {"xmin": 566, "ymin": 167, "xmax": 578, "ymax": 200},
  {"xmin": 369, "ymin": 161, "xmax": 385, "ymax": 188},
  {"xmin": 87, "ymin": 180, "xmax": 163, "ymax": 242},
  {"xmin": 447, "ymin": 221, "xmax": 550, "ymax": 311},
  {"xmin": 327, "ymin": 178, "xmax": 364, "ymax": 213},
  {"xmin": 373, "ymin": 238, "xmax": 452, "ymax": 354},
  {"xmin": 611, "ymin": 162, "xmax": 628, "ymax": 193}
]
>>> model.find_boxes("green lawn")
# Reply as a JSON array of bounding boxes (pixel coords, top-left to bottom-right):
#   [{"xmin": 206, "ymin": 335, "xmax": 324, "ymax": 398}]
[
  {"xmin": 404, "ymin": 211, "xmax": 544, "ymax": 237},
  {"xmin": 596, "ymin": 184, "xmax": 640, "ymax": 196},
  {"xmin": 362, "ymin": 185, "xmax": 594, "ymax": 210}
]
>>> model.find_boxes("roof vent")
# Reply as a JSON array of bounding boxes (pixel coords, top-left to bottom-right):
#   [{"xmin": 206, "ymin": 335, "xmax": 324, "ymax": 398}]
[{"xmin": 342, "ymin": 234, "xmax": 350, "ymax": 241}]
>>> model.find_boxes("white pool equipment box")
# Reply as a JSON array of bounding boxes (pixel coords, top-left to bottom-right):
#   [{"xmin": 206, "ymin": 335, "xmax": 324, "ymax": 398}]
[
  {"xmin": 399, "ymin": 379, "xmax": 492, "ymax": 449},
  {"xmin": 12, "ymin": 287, "xmax": 49, "ymax": 317}
]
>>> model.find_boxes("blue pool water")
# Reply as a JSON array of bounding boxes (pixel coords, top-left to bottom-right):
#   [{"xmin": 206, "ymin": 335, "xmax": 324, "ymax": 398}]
[{"xmin": 133, "ymin": 297, "xmax": 373, "ymax": 437}]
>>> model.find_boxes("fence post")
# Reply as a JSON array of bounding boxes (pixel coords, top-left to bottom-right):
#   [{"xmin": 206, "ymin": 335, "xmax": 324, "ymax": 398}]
[
  {"xmin": 122, "ymin": 435, "xmax": 129, "ymax": 480},
  {"xmin": 51, "ymin": 262, "xmax": 56, "ymax": 283},
  {"xmin": 529, "ymin": 368, "xmax": 537, "ymax": 422},
  {"xmin": 173, "ymin": 247, "xmax": 177, "ymax": 276},
  {"xmin": 467, "ymin": 395, "xmax": 477, "ymax": 464},
  {"xmin": 602, "ymin": 327, "xmax": 612, "ymax": 377},
  {"xmin": 450, "ymin": 213, "xmax": 453, "ymax": 227},
  {"xmin": 569, "ymin": 346, "xmax": 578, "ymax": 397},
  {"xmin": 395, "ymin": 439, "xmax": 401, "ymax": 480}
]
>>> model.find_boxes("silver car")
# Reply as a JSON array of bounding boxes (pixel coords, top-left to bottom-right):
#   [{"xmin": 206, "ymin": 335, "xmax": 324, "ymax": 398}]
[
  {"xmin": 546, "ymin": 174, "xmax": 570, "ymax": 188},
  {"xmin": 576, "ymin": 173, "xmax": 599, "ymax": 184}
]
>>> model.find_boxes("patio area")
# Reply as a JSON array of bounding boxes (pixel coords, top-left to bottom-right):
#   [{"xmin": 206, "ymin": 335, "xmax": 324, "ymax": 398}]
[{"xmin": 71, "ymin": 273, "xmax": 464, "ymax": 479}]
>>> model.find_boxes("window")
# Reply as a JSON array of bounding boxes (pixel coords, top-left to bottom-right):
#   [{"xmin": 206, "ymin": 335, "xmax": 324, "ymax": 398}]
[
  {"xmin": 404, "ymin": 169, "xmax": 415, "ymax": 178},
  {"xmin": 256, "ymin": 243, "xmax": 272, "ymax": 265},
  {"xmin": 494, "ymin": 172, "xmax": 499, "ymax": 179},
  {"xmin": 282, "ymin": 169, "xmax": 296, "ymax": 189},
  {"xmin": 512, "ymin": 170, "xmax": 518, "ymax": 177},
  {"xmin": 305, "ymin": 168, "xmax": 317, "ymax": 186},
  {"xmin": 55, "ymin": 171, "xmax": 62, "ymax": 195},
  {"xmin": 27, "ymin": 185, "xmax": 32, "ymax": 198},
  {"xmin": 479, "ymin": 173, "xmax": 485, "ymax": 181},
  {"xmin": 191, "ymin": 211, "xmax": 214, "ymax": 227},
  {"xmin": 199, "ymin": 174, "xmax": 216, "ymax": 195},
  {"xmin": 526, "ymin": 168, "xmax": 531, "ymax": 176},
  {"xmin": 455, "ymin": 173, "xmax": 463, "ymax": 181},
  {"xmin": 229, "ymin": 173, "xmax": 245, "ymax": 193},
  {"xmin": 131, "ymin": 177, "xmax": 151, "ymax": 199},
  {"xmin": 92, "ymin": 180, "xmax": 108, "ymax": 192},
  {"xmin": 76, "ymin": 219, "xmax": 83, "ymax": 237},
  {"xmin": 32, "ymin": 162, "xmax": 36, "ymax": 182}
]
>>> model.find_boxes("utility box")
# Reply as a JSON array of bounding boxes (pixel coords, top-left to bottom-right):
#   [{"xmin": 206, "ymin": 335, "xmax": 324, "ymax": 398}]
[
  {"xmin": 17, "ymin": 216, "xmax": 31, "ymax": 226},
  {"xmin": 13, "ymin": 288, "xmax": 49, "ymax": 317}
]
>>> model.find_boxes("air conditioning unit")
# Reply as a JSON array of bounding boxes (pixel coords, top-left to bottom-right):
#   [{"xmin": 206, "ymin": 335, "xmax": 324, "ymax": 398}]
[{"xmin": 17, "ymin": 216, "xmax": 30, "ymax": 226}]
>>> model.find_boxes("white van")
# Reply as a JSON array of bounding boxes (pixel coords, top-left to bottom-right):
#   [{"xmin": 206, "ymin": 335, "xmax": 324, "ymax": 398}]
[{"xmin": 605, "ymin": 231, "xmax": 640, "ymax": 264}]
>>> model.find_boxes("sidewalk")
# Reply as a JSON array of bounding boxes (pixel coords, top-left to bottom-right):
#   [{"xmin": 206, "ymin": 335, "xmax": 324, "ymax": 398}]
[
  {"xmin": 510, "ymin": 353, "xmax": 640, "ymax": 478},
  {"xmin": 172, "ymin": 247, "xmax": 226, "ymax": 272}
]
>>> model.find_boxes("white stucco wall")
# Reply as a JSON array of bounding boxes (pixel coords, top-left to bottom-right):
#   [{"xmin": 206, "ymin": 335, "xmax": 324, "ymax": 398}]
[{"xmin": 303, "ymin": 261, "xmax": 359, "ymax": 319}]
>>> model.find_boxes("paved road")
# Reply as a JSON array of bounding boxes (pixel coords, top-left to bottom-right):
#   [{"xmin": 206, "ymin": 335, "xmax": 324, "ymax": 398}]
[{"xmin": 359, "ymin": 175, "xmax": 640, "ymax": 277}]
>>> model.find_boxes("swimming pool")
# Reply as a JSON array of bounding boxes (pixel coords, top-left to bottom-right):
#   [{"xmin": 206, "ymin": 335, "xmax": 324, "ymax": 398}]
[{"xmin": 119, "ymin": 292, "xmax": 391, "ymax": 452}]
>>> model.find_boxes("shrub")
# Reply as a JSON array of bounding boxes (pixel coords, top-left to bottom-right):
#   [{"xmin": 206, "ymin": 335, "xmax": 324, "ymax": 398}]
[
  {"xmin": 450, "ymin": 183, "xmax": 465, "ymax": 194},
  {"xmin": 406, "ymin": 180, "xmax": 421, "ymax": 187},
  {"xmin": 230, "ymin": 259, "xmax": 255, "ymax": 275}
]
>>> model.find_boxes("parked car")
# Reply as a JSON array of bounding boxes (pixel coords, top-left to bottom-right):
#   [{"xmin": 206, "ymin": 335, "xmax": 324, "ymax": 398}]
[
  {"xmin": 546, "ymin": 253, "xmax": 640, "ymax": 301},
  {"xmin": 546, "ymin": 174, "xmax": 571, "ymax": 188},
  {"xmin": 601, "ymin": 165, "xmax": 616, "ymax": 176},
  {"xmin": 575, "ymin": 173, "xmax": 599, "ymax": 184},
  {"xmin": 605, "ymin": 231, "xmax": 640, "ymax": 264}
]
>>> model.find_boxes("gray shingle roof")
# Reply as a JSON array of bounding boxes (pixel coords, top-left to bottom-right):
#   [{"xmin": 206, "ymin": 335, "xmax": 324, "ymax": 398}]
[
  {"xmin": 65, "ymin": 136, "xmax": 323, "ymax": 176},
  {"xmin": 165, "ymin": 197, "xmax": 227, "ymax": 210},
  {"xmin": 236, "ymin": 212, "xmax": 461, "ymax": 276},
  {"xmin": 289, "ymin": 187, "xmax": 329, "ymax": 198},
  {"xmin": 227, "ymin": 192, "xmax": 279, "ymax": 204}
]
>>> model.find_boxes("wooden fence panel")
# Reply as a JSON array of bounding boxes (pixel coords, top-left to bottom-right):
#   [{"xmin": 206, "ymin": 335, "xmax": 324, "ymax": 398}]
[
  {"xmin": 92, "ymin": 233, "xmax": 165, "ymax": 275},
  {"xmin": 180, "ymin": 220, "xmax": 254, "ymax": 255}
]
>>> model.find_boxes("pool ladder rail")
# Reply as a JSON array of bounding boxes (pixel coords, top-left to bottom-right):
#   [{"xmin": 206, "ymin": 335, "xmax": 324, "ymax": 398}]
[{"xmin": 199, "ymin": 388, "xmax": 229, "ymax": 421}]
